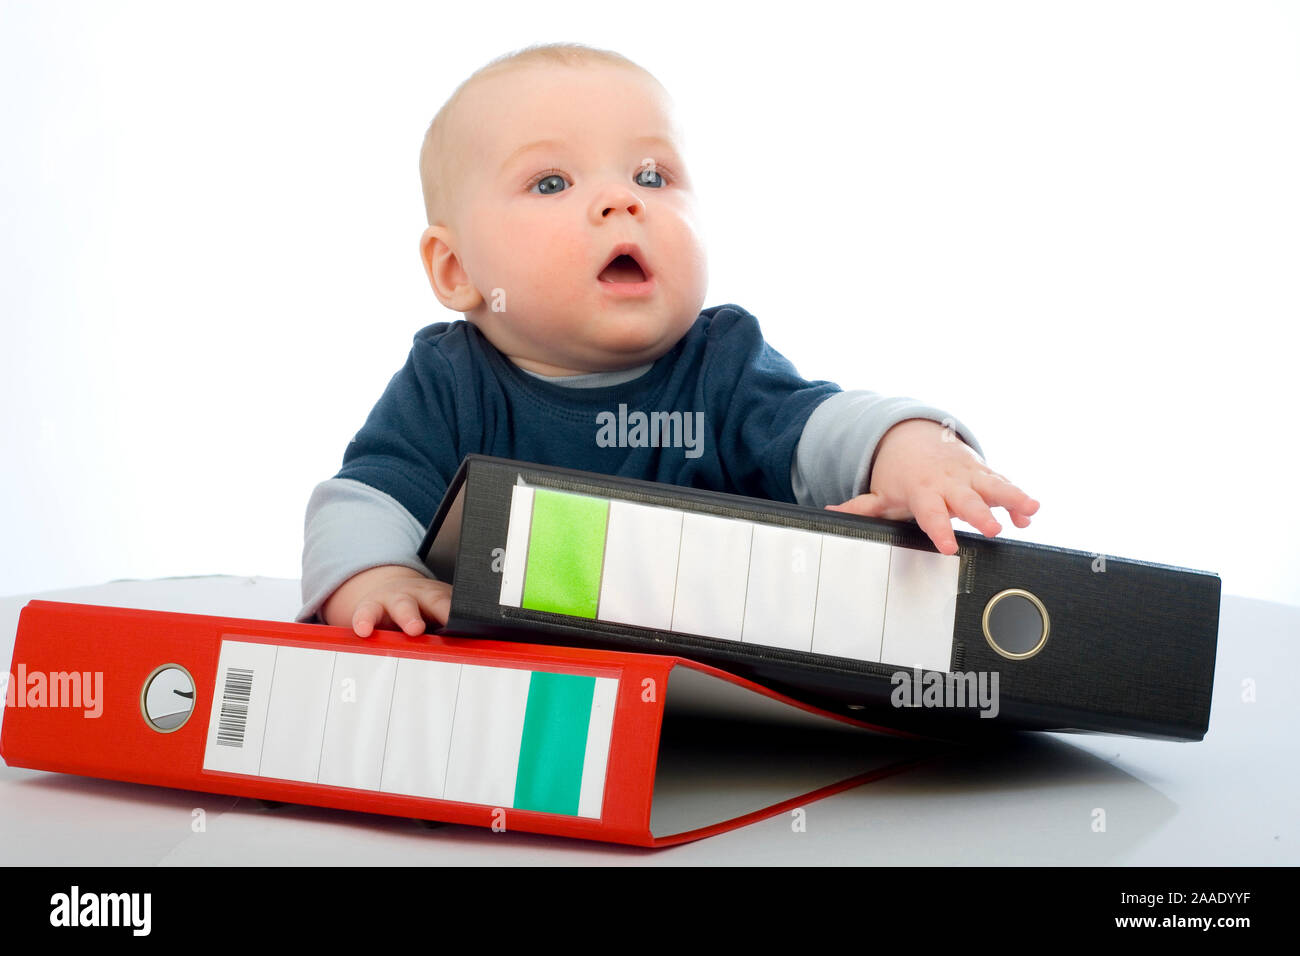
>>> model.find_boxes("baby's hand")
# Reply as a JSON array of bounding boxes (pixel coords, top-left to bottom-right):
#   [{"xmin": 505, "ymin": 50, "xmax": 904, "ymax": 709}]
[
  {"xmin": 340, "ymin": 568, "xmax": 453, "ymax": 638},
  {"xmin": 825, "ymin": 418, "xmax": 1039, "ymax": 556},
  {"xmin": 353, "ymin": 577, "xmax": 453, "ymax": 637}
]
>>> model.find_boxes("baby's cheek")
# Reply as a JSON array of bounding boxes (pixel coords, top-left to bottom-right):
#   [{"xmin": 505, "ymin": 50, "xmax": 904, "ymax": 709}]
[
  {"xmin": 663, "ymin": 215, "xmax": 709, "ymax": 294},
  {"xmin": 492, "ymin": 213, "xmax": 582, "ymax": 281},
  {"xmin": 548, "ymin": 234, "xmax": 593, "ymax": 281},
  {"xmin": 536, "ymin": 243, "xmax": 595, "ymax": 299}
]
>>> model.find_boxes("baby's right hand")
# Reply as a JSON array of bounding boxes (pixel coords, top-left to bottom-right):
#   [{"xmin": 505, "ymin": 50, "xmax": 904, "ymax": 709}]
[
  {"xmin": 353, "ymin": 576, "xmax": 452, "ymax": 638},
  {"xmin": 323, "ymin": 565, "xmax": 452, "ymax": 638}
]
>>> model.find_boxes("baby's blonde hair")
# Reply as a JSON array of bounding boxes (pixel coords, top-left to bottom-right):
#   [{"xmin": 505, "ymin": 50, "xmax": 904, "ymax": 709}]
[{"xmin": 419, "ymin": 43, "xmax": 662, "ymax": 227}]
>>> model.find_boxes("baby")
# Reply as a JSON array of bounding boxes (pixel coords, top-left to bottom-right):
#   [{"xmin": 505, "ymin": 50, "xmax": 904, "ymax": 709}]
[{"xmin": 297, "ymin": 43, "xmax": 1039, "ymax": 637}]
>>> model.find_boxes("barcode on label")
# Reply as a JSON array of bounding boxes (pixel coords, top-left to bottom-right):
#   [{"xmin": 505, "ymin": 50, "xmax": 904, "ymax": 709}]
[{"xmin": 216, "ymin": 666, "xmax": 254, "ymax": 747}]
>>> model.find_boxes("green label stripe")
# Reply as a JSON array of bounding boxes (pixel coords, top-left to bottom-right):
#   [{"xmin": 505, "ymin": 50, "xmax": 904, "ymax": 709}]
[
  {"xmin": 513, "ymin": 671, "xmax": 597, "ymax": 815},
  {"xmin": 521, "ymin": 488, "xmax": 609, "ymax": 618}
]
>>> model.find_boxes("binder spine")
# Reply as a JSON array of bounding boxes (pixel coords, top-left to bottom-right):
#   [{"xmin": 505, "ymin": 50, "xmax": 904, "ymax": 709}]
[
  {"xmin": 431, "ymin": 455, "xmax": 1221, "ymax": 740},
  {"xmin": 2, "ymin": 601, "xmax": 681, "ymax": 846}
]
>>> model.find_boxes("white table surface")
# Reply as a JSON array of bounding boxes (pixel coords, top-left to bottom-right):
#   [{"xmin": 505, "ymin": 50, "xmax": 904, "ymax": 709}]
[{"xmin": 1, "ymin": 576, "xmax": 1294, "ymax": 865}]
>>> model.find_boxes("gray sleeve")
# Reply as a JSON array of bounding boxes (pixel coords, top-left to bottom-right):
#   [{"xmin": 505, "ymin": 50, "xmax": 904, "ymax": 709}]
[
  {"xmin": 297, "ymin": 478, "xmax": 435, "ymax": 624},
  {"xmin": 790, "ymin": 391, "xmax": 986, "ymax": 508}
]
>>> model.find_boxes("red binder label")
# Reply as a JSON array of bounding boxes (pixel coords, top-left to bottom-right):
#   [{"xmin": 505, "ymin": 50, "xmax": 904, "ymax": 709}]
[{"xmin": 201, "ymin": 639, "xmax": 619, "ymax": 819}]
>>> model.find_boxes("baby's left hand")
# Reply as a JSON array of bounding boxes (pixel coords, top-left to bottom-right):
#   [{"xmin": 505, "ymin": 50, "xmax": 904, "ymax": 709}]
[{"xmin": 825, "ymin": 418, "xmax": 1039, "ymax": 555}]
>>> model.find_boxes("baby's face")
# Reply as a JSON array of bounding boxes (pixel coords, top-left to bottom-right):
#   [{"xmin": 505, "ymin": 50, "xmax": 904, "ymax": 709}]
[{"xmin": 424, "ymin": 64, "xmax": 708, "ymax": 375}]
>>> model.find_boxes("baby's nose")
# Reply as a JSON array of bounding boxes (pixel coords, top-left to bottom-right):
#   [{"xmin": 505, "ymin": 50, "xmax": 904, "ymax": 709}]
[{"xmin": 601, "ymin": 197, "xmax": 643, "ymax": 217}]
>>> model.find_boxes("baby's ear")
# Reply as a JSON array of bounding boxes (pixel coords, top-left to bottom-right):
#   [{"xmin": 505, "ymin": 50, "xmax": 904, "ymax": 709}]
[{"xmin": 419, "ymin": 225, "xmax": 481, "ymax": 312}]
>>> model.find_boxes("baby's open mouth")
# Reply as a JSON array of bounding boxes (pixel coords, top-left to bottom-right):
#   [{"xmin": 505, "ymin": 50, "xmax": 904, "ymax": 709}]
[{"xmin": 598, "ymin": 254, "xmax": 648, "ymax": 284}]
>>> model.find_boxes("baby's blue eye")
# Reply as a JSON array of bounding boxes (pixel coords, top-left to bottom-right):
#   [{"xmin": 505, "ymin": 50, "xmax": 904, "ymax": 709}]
[
  {"xmin": 635, "ymin": 166, "xmax": 665, "ymax": 188},
  {"xmin": 533, "ymin": 173, "xmax": 566, "ymax": 195}
]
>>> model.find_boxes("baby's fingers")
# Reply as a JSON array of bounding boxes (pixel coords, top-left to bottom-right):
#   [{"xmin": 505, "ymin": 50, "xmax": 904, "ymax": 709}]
[
  {"xmin": 973, "ymin": 473, "xmax": 1039, "ymax": 526},
  {"xmin": 386, "ymin": 593, "xmax": 427, "ymax": 636},
  {"xmin": 351, "ymin": 598, "xmax": 386, "ymax": 638},
  {"xmin": 948, "ymin": 485, "xmax": 1001, "ymax": 539},
  {"xmin": 351, "ymin": 593, "xmax": 425, "ymax": 638},
  {"xmin": 909, "ymin": 492, "xmax": 959, "ymax": 556},
  {"xmin": 411, "ymin": 583, "xmax": 454, "ymax": 627}
]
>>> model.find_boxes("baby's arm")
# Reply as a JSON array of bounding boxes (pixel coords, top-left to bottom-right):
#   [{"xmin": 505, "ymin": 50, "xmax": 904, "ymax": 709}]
[
  {"xmin": 791, "ymin": 391, "xmax": 985, "ymax": 507},
  {"xmin": 792, "ymin": 391, "xmax": 1037, "ymax": 553},
  {"xmin": 299, "ymin": 478, "xmax": 452, "ymax": 635}
]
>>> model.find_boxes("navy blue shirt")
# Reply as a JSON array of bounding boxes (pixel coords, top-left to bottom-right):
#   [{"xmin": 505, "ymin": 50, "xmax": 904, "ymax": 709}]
[{"xmin": 335, "ymin": 303, "xmax": 843, "ymax": 530}]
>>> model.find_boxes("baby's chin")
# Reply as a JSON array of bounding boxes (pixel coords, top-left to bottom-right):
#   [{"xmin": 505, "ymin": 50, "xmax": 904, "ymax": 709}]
[
  {"xmin": 578, "ymin": 320, "xmax": 689, "ymax": 368},
  {"xmin": 473, "ymin": 302, "xmax": 696, "ymax": 371}
]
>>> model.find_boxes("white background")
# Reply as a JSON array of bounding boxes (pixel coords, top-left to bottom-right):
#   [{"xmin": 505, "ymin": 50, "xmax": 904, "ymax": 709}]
[{"xmin": 2, "ymin": 0, "xmax": 1297, "ymax": 608}]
